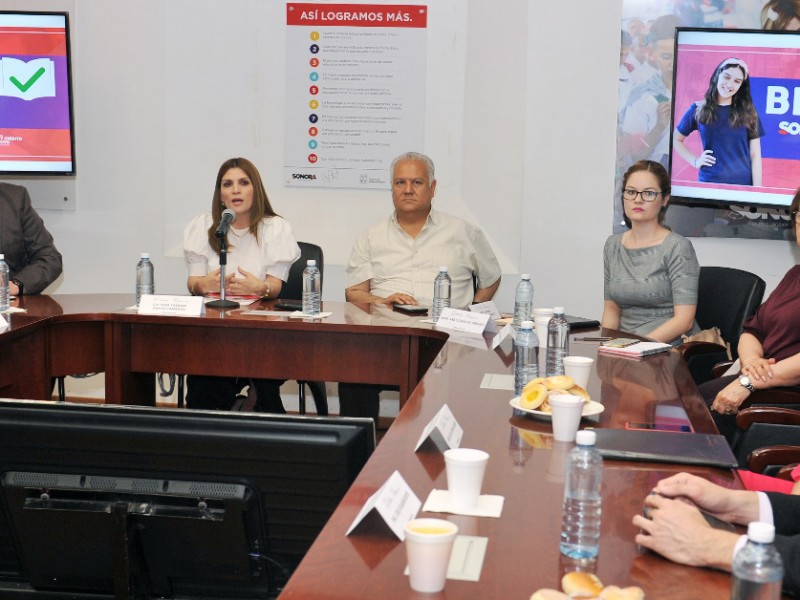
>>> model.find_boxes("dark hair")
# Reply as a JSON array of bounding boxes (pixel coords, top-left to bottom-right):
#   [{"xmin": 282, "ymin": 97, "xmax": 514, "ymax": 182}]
[
  {"xmin": 647, "ymin": 14, "xmax": 678, "ymax": 45},
  {"xmin": 207, "ymin": 157, "xmax": 278, "ymax": 254},
  {"xmin": 696, "ymin": 60, "xmax": 760, "ymax": 137},
  {"xmin": 761, "ymin": 0, "xmax": 800, "ymax": 30},
  {"xmin": 620, "ymin": 160, "xmax": 671, "ymax": 228}
]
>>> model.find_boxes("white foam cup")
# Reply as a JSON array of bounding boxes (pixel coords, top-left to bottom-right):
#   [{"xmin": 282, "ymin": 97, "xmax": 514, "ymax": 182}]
[
  {"xmin": 563, "ymin": 355, "xmax": 595, "ymax": 389},
  {"xmin": 549, "ymin": 394, "xmax": 584, "ymax": 443},
  {"xmin": 444, "ymin": 448, "xmax": 489, "ymax": 511},
  {"xmin": 404, "ymin": 518, "xmax": 459, "ymax": 593}
]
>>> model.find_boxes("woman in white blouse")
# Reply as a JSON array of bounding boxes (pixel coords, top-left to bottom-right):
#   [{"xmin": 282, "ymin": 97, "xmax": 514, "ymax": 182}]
[{"xmin": 183, "ymin": 157, "xmax": 301, "ymax": 412}]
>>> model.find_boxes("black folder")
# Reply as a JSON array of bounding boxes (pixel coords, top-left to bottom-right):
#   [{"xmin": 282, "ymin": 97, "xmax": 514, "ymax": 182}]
[
  {"xmin": 592, "ymin": 428, "xmax": 738, "ymax": 469},
  {"xmin": 566, "ymin": 314, "xmax": 601, "ymax": 330}
]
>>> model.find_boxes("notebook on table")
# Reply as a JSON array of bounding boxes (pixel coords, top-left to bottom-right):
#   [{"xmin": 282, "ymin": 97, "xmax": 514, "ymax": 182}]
[{"xmin": 592, "ymin": 428, "xmax": 738, "ymax": 469}]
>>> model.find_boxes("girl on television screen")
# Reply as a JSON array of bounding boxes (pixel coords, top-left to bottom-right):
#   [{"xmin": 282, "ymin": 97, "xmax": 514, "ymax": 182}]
[{"xmin": 673, "ymin": 57, "xmax": 764, "ymax": 186}]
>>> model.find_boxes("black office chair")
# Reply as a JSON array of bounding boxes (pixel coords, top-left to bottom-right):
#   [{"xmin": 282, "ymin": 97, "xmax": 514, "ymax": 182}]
[
  {"xmin": 679, "ymin": 266, "xmax": 765, "ymax": 385},
  {"xmin": 736, "ymin": 406, "xmax": 800, "ymax": 473},
  {"xmin": 279, "ymin": 242, "xmax": 328, "ymax": 416}
]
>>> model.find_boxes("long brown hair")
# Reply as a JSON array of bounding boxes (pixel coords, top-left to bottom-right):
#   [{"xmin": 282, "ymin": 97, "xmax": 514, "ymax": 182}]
[
  {"xmin": 696, "ymin": 60, "xmax": 760, "ymax": 137},
  {"xmin": 207, "ymin": 157, "xmax": 278, "ymax": 254}
]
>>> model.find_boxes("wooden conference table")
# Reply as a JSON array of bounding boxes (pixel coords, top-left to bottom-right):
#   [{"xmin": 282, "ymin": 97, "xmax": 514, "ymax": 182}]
[
  {"xmin": 0, "ymin": 294, "xmax": 447, "ymax": 406},
  {"xmin": 1, "ymin": 295, "xmax": 745, "ymax": 598},
  {"xmin": 280, "ymin": 326, "xmax": 746, "ymax": 598}
]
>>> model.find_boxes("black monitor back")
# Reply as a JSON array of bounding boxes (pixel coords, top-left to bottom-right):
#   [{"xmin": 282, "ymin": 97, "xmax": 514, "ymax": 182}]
[{"xmin": 0, "ymin": 400, "xmax": 375, "ymax": 598}]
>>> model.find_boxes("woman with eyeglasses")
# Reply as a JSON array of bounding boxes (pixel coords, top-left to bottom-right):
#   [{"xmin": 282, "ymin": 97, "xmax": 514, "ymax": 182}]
[
  {"xmin": 673, "ymin": 57, "xmax": 764, "ymax": 186},
  {"xmin": 601, "ymin": 160, "xmax": 700, "ymax": 345},
  {"xmin": 701, "ymin": 188, "xmax": 800, "ymax": 440}
]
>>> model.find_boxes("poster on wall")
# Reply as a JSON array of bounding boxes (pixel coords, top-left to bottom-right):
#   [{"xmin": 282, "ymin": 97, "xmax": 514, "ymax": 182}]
[
  {"xmin": 284, "ymin": 2, "xmax": 427, "ymax": 189},
  {"xmin": 616, "ymin": 0, "xmax": 798, "ymax": 239}
]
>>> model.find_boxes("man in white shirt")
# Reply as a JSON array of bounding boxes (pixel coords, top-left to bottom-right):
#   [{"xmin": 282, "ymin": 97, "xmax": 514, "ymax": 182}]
[{"xmin": 341, "ymin": 151, "xmax": 502, "ymax": 418}]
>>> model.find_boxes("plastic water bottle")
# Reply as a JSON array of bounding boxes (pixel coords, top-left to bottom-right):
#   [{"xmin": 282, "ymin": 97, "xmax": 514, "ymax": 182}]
[
  {"xmin": 731, "ymin": 522, "xmax": 784, "ymax": 600},
  {"xmin": 135, "ymin": 253, "xmax": 154, "ymax": 306},
  {"xmin": 546, "ymin": 307, "xmax": 570, "ymax": 376},
  {"xmin": 560, "ymin": 429, "xmax": 603, "ymax": 559},
  {"xmin": 514, "ymin": 320, "xmax": 539, "ymax": 395},
  {"xmin": 512, "ymin": 274, "xmax": 534, "ymax": 330},
  {"xmin": 431, "ymin": 266, "xmax": 451, "ymax": 323},
  {"xmin": 302, "ymin": 259, "xmax": 321, "ymax": 315},
  {"xmin": 0, "ymin": 254, "xmax": 9, "ymax": 312}
]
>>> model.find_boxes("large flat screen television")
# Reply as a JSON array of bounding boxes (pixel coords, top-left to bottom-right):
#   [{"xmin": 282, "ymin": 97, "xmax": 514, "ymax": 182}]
[
  {"xmin": 0, "ymin": 11, "xmax": 75, "ymax": 175},
  {"xmin": 0, "ymin": 400, "xmax": 375, "ymax": 598},
  {"xmin": 669, "ymin": 27, "xmax": 800, "ymax": 210}
]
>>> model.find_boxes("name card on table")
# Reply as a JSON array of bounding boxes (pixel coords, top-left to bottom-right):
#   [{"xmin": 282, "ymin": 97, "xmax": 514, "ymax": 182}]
[
  {"xmin": 0, "ymin": 314, "xmax": 7, "ymax": 328},
  {"xmin": 436, "ymin": 307, "xmax": 495, "ymax": 334},
  {"xmin": 469, "ymin": 300, "xmax": 501, "ymax": 321},
  {"xmin": 346, "ymin": 470, "xmax": 421, "ymax": 540},
  {"xmin": 414, "ymin": 404, "xmax": 463, "ymax": 452},
  {"xmin": 138, "ymin": 295, "xmax": 204, "ymax": 316},
  {"xmin": 491, "ymin": 323, "xmax": 513, "ymax": 349}
]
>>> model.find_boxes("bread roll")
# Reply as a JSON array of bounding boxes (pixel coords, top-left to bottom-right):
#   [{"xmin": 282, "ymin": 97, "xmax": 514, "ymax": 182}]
[
  {"xmin": 543, "ymin": 375, "xmax": 574, "ymax": 390},
  {"xmin": 566, "ymin": 383, "xmax": 590, "ymax": 402},
  {"xmin": 529, "ymin": 590, "xmax": 568, "ymax": 600},
  {"xmin": 599, "ymin": 586, "xmax": 645, "ymax": 600},
  {"xmin": 561, "ymin": 572, "xmax": 603, "ymax": 597},
  {"xmin": 520, "ymin": 381, "xmax": 548, "ymax": 410}
]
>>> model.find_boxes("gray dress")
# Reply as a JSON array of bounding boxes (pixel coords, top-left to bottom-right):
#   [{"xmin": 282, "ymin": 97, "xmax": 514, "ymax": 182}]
[{"xmin": 604, "ymin": 231, "xmax": 700, "ymax": 345}]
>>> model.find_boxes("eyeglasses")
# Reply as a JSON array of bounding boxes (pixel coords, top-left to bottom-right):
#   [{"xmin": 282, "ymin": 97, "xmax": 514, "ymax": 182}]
[{"xmin": 622, "ymin": 188, "xmax": 663, "ymax": 202}]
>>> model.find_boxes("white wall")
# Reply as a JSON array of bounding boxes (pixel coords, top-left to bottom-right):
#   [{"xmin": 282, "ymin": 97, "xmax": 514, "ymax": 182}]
[{"xmin": 3, "ymin": 0, "xmax": 797, "ymax": 314}]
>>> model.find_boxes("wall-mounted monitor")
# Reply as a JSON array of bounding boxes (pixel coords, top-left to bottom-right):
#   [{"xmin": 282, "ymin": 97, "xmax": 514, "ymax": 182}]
[
  {"xmin": 0, "ymin": 11, "xmax": 75, "ymax": 175},
  {"xmin": 669, "ymin": 28, "xmax": 800, "ymax": 210},
  {"xmin": 0, "ymin": 401, "xmax": 375, "ymax": 598}
]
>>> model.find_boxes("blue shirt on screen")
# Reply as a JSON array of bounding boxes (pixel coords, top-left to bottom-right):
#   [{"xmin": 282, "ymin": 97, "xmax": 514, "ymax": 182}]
[{"xmin": 676, "ymin": 103, "xmax": 764, "ymax": 185}]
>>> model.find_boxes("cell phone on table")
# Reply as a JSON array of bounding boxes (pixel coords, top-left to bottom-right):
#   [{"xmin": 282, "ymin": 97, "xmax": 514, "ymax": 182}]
[
  {"xmin": 275, "ymin": 300, "xmax": 303, "ymax": 311},
  {"xmin": 625, "ymin": 421, "xmax": 692, "ymax": 433},
  {"xmin": 393, "ymin": 303, "xmax": 428, "ymax": 315},
  {"xmin": 602, "ymin": 337, "xmax": 639, "ymax": 348}
]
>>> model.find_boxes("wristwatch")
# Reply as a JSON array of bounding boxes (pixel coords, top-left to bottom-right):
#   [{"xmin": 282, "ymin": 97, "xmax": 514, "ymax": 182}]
[
  {"xmin": 739, "ymin": 375, "xmax": 756, "ymax": 393},
  {"xmin": 10, "ymin": 279, "xmax": 22, "ymax": 295}
]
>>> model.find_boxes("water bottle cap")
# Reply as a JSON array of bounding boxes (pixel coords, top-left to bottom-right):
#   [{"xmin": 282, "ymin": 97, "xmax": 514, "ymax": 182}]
[
  {"xmin": 521, "ymin": 273, "xmax": 530, "ymax": 280},
  {"xmin": 520, "ymin": 320, "xmax": 534, "ymax": 330},
  {"xmin": 140, "ymin": 252, "xmax": 150, "ymax": 259},
  {"xmin": 575, "ymin": 430, "xmax": 596, "ymax": 446},
  {"xmin": 554, "ymin": 306, "xmax": 565, "ymax": 314},
  {"xmin": 438, "ymin": 266, "xmax": 448, "ymax": 272},
  {"xmin": 307, "ymin": 260, "xmax": 317, "ymax": 267},
  {"xmin": 746, "ymin": 522, "xmax": 775, "ymax": 544}
]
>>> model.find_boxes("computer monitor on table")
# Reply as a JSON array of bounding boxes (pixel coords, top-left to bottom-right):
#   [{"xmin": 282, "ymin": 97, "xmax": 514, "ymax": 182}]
[{"xmin": 0, "ymin": 400, "xmax": 374, "ymax": 599}]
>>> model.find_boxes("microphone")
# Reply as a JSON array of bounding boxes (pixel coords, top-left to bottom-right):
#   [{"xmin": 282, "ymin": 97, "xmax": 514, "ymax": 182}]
[{"xmin": 215, "ymin": 209, "xmax": 236, "ymax": 238}]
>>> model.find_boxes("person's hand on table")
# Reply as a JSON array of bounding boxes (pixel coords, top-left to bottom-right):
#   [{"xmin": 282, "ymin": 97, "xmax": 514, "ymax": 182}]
[
  {"xmin": 650, "ymin": 473, "xmax": 756, "ymax": 525},
  {"xmin": 385, "ymin": 292, "xmax": 417, "ymax": 306},
  {"xmin": 225, "ymin": 267, "xmax": 264, "ymax": 296},
  {"xmin": 191, "ymin": 268, "xmax": 221, "ymax": 296},
  {"xmin": 632, "ymin": 473, "xmax": 749, "ymax": 570}
]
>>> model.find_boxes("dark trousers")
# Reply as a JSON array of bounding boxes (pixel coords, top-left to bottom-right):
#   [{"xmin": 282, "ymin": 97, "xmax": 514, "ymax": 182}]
[
  {"xmin": 186, "ymin": 375, "xmax": 286, "ymax": 413},
  {"xmin": 338, "ymin": 383, "xmax": 399, "ymax": 420}
]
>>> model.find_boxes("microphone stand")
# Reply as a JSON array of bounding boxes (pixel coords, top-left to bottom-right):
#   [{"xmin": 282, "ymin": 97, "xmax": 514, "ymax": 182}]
[{"xmin": 205, "ymin": 235, "xmax": 239, "ymax": 309}]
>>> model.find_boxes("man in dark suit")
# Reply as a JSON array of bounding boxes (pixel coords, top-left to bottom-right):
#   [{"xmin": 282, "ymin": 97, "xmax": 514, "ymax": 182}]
[
  {"xmin": 0, "ymin": 183, "xmax": 62, "ymax": 294},
  {"xmin": 633, "ymin": 472, "xmax": 799, "ymax": 594}
]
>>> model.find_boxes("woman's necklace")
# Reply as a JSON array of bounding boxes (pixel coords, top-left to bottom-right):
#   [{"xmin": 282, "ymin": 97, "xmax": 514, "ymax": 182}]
[{"xmin": 230, "ymin": 225, "xmax": 248, "ymax": 238}]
